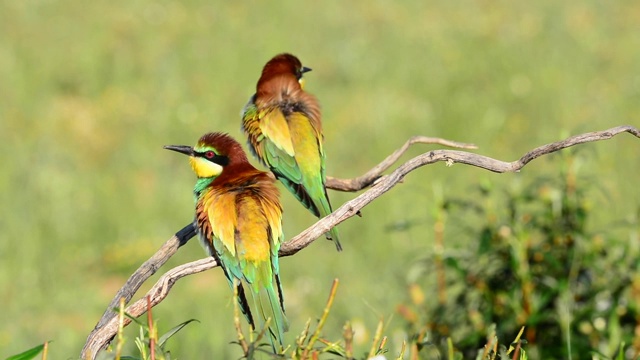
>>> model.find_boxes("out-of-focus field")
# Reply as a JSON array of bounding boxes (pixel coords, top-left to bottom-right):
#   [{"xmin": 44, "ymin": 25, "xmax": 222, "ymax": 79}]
[{"xmin": 1, "ymin": 0, "xmax": 638, "ymax": 358}]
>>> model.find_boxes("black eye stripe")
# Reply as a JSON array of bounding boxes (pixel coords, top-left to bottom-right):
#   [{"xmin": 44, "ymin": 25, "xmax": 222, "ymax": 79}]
[{"xmin": 195, "ymin": 151, "xmax": 229, "ymax": 166}]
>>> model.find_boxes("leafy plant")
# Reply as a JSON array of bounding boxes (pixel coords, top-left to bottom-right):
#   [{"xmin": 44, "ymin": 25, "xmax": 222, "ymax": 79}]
[
  {"xmin": 97, "ymin": 297, "xmax": 198, "ymax": 360},
  {"xmin": 398, "ymin": 153, "xmax": 640, "ymax": 359}
]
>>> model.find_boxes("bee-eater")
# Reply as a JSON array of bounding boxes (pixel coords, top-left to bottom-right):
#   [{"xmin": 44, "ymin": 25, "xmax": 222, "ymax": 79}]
[
  {"xmin": 241, "ymin": 53, "xmax": 342, "ymax": 251},
  {"xmin": 164, "ymin": 132, "xmax": 288, "ymax": 350}
]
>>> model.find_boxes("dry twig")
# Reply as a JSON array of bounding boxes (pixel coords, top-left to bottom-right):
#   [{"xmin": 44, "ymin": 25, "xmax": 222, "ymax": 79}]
[{"xmin": 81, "ymin": 125, "xmax": 639, "ymax": 359}]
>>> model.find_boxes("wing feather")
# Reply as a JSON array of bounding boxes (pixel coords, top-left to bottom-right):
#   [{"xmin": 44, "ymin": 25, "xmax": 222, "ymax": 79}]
[
  {"xmin": 260, "ymin": 108, "xmax": 295, "ymax": 156},
  {"xmin": 206, "ymin": 191, "xmax": 238, "ymax": 256}
]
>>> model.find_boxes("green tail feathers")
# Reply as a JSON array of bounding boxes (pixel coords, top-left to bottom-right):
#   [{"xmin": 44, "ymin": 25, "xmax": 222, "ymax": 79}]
[
  {"xmin": 327, "ymin": 226, "xmax": 342, "ymax": 252},
  {"xmin": 279, "ymin": 177, "xmax": 343, "ymax": 251},
  {"xmin": 316, "ymin": 189, "xmax": 342, "ymax": 252},
  {"xmin": 244, "ymin": 280, "xmax": 289, "ymax": 352}
]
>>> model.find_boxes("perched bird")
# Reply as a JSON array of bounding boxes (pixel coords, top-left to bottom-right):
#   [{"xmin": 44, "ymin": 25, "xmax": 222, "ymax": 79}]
[
  {"xmin": 242, "ymin": 53, "xmax": 342, "ymax": 251},
  {"xmin": 164, "ymin": 132, "xmax": 288, "ymax": 351}
]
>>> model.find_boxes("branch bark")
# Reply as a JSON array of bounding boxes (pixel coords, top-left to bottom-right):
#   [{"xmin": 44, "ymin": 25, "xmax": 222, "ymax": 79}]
[
  {"xmin": 80, "ymin": 125, "xmax": 639, "ymax": 359},
  {"xmin": 325, "ymin": 136, "xmax": 477, "ymax": 191}
]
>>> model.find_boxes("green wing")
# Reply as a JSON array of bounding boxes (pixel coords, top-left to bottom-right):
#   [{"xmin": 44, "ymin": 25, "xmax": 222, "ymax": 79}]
[{"xmin": 242, "ymin": 100, "xmax": 342, "ymax": 250}]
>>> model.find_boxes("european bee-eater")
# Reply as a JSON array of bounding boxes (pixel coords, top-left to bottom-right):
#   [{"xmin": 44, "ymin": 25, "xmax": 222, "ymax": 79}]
[
  {"xmin": 242, "ymin": 53, "xmax": 342, "ymax": 251},
  {"xmin": 164, "ymin": 132, "xmax": 288, "ymax": 350}
]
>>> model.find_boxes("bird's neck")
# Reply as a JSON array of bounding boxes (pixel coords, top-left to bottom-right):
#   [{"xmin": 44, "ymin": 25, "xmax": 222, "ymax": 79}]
[
  {"xmin": 193, "ymin": 176, "xmax": 216, "ymax": 199},
  {"xmin": 256, "ymin": 75, "xmax": 300, "ymax": 100}
]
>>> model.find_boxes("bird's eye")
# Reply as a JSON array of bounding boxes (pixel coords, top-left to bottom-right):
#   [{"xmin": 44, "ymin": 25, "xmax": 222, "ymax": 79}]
[{"xmin": 205, "ymin": 151, "xmax": 215, "ymax": 159}]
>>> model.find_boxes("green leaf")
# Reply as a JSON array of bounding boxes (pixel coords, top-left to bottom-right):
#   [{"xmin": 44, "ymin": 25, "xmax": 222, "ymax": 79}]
[
  {"xmin": 111, "ymin": 307, "xmax": 146, "ymax": 328},
  {"xmin": 158, "ymin": 319, "xmax": 200, "ymax": 348},
  {"xmin": 615, "ymin": 342, "xmax": 625, "ymax": 360},
  {"xmin": 5, "ymin": 342, "xmax": 48, "ymax": 360},
  {"xmin": 134, "ymin": 332, "xmax": 147, "ymax": 359},
  {"xmin": 325, "ymin": 349, "xmax": 344, "ymax": 356}
]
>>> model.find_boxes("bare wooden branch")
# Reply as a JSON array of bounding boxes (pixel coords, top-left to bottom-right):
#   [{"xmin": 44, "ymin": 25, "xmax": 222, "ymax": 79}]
[
  {"xmin": 93, "ymin": 224, "xmax": 195, "ymax": 330},
  {"xmin": 82, "ymin": 258, "xmax": 216, "ymax": 359},
  {"xmin": 326, "ymin": 136, "xmax": 477, "ymax": 191},
  {"xmin": 80, "ymin": 125, "xmax": 639, "ymax": 359}
]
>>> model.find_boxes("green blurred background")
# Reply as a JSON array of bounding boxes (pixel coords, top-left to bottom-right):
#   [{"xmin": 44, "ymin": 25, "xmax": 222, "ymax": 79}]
[{"xmin": 1, "ymin": 0, "xmax": 638, "ymax": 358}]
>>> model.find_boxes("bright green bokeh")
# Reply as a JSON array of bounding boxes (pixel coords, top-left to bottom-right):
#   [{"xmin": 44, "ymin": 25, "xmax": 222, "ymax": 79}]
[{"xmin": 0, "ymin": 0, "xmax": 638, "ymax": 358}]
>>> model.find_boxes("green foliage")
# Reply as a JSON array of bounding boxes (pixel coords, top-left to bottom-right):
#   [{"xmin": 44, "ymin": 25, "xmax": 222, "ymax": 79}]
[
  {"xmin": 5, "ymin": 343, "xmax": 48, "ymax": 360},
  {"xmin": 398, "ymin": 153, "xmax": 640, "ymax": 359},
  {"xmin": 157, "ymin": 319, "xmax": 200, "ymax": 350},
  {"xmin": 227, "ymin": 280, "xmax": 529, "ymax": 360},
  {"xmin": 98, "ymin": 301, "xmax": 198, "ymax": 360}
]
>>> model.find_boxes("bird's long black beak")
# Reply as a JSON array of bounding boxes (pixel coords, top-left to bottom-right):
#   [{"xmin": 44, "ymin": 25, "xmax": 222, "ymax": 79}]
[
  {"xmin": 163, "ymin": 145, "xmax": 194, "ymax": 156},
  {"xmin": 301, "ymin": 66, "xmax": 312, "ymax": 74}
]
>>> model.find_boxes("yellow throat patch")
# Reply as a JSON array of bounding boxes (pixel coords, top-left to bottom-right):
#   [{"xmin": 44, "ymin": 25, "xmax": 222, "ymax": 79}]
[{"xmin": 189, "ymin": 156, "xmax": 223, "ymax": 178}]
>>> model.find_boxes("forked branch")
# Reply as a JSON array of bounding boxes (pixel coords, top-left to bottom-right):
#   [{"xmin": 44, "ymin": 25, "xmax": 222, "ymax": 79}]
[{"xmin": 81, "ymin": 125, "xmax": 639, "ymax": 359}]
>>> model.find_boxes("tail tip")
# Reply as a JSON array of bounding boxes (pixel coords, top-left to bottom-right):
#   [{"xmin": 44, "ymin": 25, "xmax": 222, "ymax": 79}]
[{"xmin": 325, "ymin": 234, "xmax": 343, "ymax": 251}]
